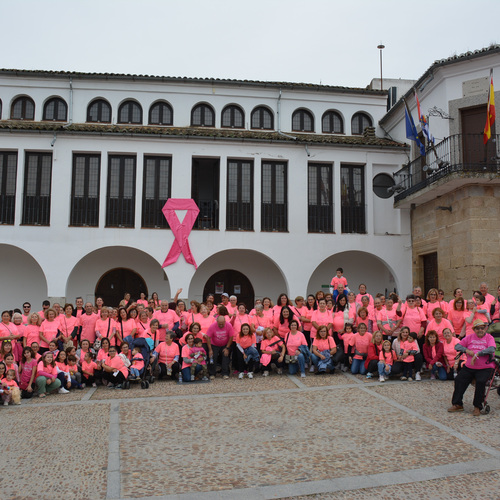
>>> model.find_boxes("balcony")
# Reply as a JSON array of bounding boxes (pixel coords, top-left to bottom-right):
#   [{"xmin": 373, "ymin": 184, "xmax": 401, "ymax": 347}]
[{"xmin": 392, "ymin": 134, "xmax": 500, "ymax": 207}]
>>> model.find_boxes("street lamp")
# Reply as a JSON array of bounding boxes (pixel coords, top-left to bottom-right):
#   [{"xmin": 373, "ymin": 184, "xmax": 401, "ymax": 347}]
[{"xmin": 377, "ymin": 44, "xmax": 385, "ymax": 90}]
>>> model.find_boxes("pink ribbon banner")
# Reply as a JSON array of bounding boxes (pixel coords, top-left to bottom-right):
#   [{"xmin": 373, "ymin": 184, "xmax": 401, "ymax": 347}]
[{"xmin": 161, "ymin": 199, "xmax": 200, "ymax": 269}]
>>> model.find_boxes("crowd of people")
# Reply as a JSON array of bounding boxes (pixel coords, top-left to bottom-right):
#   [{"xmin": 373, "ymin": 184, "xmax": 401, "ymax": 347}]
[{"xmin": 1, "ymin": 268, "xmax": 498, "ymax": 416}]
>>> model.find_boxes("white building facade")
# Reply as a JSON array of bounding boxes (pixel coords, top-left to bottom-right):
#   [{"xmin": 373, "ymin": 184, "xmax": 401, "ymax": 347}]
[{"xmin": 0, "ymin": 70, "xmax": 411, "ymax": 308}]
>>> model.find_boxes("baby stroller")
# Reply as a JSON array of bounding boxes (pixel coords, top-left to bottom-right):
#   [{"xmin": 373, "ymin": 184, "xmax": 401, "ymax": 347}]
[
  {"xmin": 482, "ymin": 319, "xmax": 500, "ymax": 414},
  {"xmin": 122, "ymin": 337, "xmax": 155, "ymax": 390}
]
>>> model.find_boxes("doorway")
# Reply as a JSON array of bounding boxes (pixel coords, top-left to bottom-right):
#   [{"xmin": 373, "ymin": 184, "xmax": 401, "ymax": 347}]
[
  {"xmin": 203, "ymin": 269, "xmax": 255, "ymax": 310},
  {"xmin": 95, "ymin": 268, "xmax": 148, "ymax": 307},
  {"xmin": 461, "ymin": 105, "xmax": 496, "ymax": 168},
  {"xmin": 422, "ymin": 252, "xmax": 438, "ymax": 297},
  {"xmin": 192, "ymin": 158, "xmax": 219, "ymax": 229}
]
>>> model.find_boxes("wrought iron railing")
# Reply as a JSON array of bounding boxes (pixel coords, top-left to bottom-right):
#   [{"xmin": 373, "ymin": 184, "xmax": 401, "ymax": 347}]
[{"xmin": 393, "ymin": 134, "xmax": 499, "ymax": 202}]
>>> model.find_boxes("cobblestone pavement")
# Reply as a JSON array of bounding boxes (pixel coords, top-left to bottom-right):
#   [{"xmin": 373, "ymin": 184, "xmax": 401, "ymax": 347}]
[{"xmin": 0, "ymin": 371, "xmax": 499, "ymax": 500}]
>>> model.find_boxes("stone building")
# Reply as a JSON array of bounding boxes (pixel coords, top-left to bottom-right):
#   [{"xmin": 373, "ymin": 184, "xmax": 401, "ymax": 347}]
[{"xmin": 380, "ymin": 45, "xmax": 500, "ymax": 297}]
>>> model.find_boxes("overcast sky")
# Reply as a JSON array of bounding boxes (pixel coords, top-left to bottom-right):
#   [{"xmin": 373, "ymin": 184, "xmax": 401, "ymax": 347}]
[{"xmin": 1, "ymin": 0, "xmax": 498, "ymax": 88}]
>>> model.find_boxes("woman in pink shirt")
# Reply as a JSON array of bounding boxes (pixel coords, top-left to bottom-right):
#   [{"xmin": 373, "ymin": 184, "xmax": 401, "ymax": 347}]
[
  {"xmin": 39, "ymin": 309, "xmax": 60, "ymax": 352},
  {"xmin": 448, "ymin": 298, "xmax": 467, "ymax": 337},
  {"xmin": 425, "ymin": 308, "xmax": 453, "ymax": 342},
  {"xmin": 0, "ymin": 311, "xmax": 20, "ymax": 355},
  {"xmin": 19, "ymin": 346, "xmax": 37, "ymax": 398},
  {"xmin": 425, "ymin": 288, "xmax": 444, "ymax": 320},
  {"xmin": 24, "ymin": 312, "xmax": 41, "ymax": 349},
  {"xmin": 284, "ymin": 320, "xmax": 309, "ymax": 378},
  {"xmin": 376, "ymin": 297, "xmax": 401, "ymax": 340},
  {"xmin": 273, "ymin": 306, "xmax": 296, "ymax": 339},
  {"xmin": 151, "ymin": 331, "xmax": 180, "ymax": 380},
  {"xmin": 261, "ymin": 297, "xmax": 274, "ymax": 320},
  {"xmin": 35, "ymin": 351, "xmax": 62, "ymax": 397},
  {"xmin": 259, "ymin": 328, "xmax": 285, "ymax": 376},
  {"xmin": 272, "ymin": 293, "xmax": 292, "ymax": 318},
  {"xmin": 58, "ymin": 304, "xmax": 79, "ymax": 350},
  {"xmin": 96, "ymin": 307, "xmax": 117, "ymax": 346},
  {"xmin": 302, "ymin": 295, "xmax": 317, "ymax": 345},
  {"xmin": 136, "ymin": 292, "xmax": 148, "ymax": 308},
  {"xmin": 311, "ymin": 299, "xmax": 333, "ymax": 339},
  {"xmin": 181, "ymin": 333, "xmax": 204, "ymax": 382},
  {"xmin": 250, "ymin": 304, "xmax": 272, "ymax": 346},
  {"xmin": 349, "ymin": 323, "xmax": 372, "ymax": 375},
  {"xmin": 310, "ymin": 325, "xmax": 337, "ymax": 374},
  {"xmin": 102, "ymin": 346, "xmax": 128, "ymax": 388},
  {"xmin": 235, "ymin": 323, "xmax": 259, "ymax": 379},
  {"xmin": 115, "ymin": 307, "xmax": 136, "ymax": 346},
  {"xmin": 442, "ymin": 328, "xmax": 461, "ymax": 380}
]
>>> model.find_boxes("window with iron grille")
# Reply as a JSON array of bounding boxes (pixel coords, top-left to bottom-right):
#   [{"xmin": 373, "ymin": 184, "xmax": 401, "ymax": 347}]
[
  {"xmin": 221, "ymin": 105, "xmax": 244, "ymax": 128},
  {"xmin": 142, "ymin": 156, "xmax": 171, "ymax": 228},
  {"xmin": 70, "ymin": 154, "xmax": 100, "ymax": 226},
  {"xmin": 322, "ymin": 110, "xmax": 343, "ymax": 134},
  {"xmin": 251, "ymin": 106, "xmax": 273, "ymax": 130},
  {"xmin": 106, "ymin": 155, "xmax": 136, "ymax": 227},
  {"xmin": 292, "ymin": 109, "xmax": 314, "ymax": 132},
  {"xmin": 22, "ymin": 152, "xmax": 52, "ymax": 225},
  {"xmin": 87, "ymin": 99, "xmax": 111, "ymax": 123},
  {"xmin": 11, "ymin": 96, "xmax": 35, "ymax": 120},
  {"xmin": 308, "ymin": 163, "xmax": 333, "ymax": 233},
  {"xmin": 340, "ymin": 164, "xmax": 365, "ymax": 233},
  {"xmin": 227, "ymin": 160, "xmax": 253, "ymax": 230},
  {"xmin": 351, "ymin": 112, "xmax": 372, "ymax": 135},
  {"xmin": 118, "ymin": 100, "xmax": 142, "ymax": 124},
  {"xmin": 43, "ymin": 97, "xmax": 68, "ymax": 121},
  {"xmin": 261, "ymin": 161, "xmax": 287, "ymax": 231},
  {"xmin": 0, "ymin": 151, "xmax": 18, "ymax": 225},
  {"xmin": 149, "ymin": 101, "xmax": 173, "ymax": 125},
  {"xmin": 191, "ymin": 103, "xmax": 215, "ymax": 127}
]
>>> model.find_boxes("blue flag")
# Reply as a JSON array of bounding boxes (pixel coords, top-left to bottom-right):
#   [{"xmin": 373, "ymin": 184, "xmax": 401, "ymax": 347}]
[{"xmin": 404, "ymin": 101, "xmax": 426, "ymax": 156}]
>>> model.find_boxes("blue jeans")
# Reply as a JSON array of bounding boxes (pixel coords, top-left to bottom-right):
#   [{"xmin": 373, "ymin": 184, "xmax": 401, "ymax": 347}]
[
  {"xmin": 311, "ymin": 351, "xmax": 334, "ymax": 372},
  {"xmin": 377, "ymin": 361, "xmax": 392, "ymax": 377},
  {"xmin": 351, "ymin": 358, "xmax": 367, "ymax": 375},
  {"xmin": 182, "ymin": 365, "xmax": 202, "ymax": 382},
  {"xmin": 244, "ymin": 346, "xmax": 260, "ymax": 364},
  {"xmin": 431, "ymin": 364, "xmax": 447, "ymax": 380},
  {"xmin": 288, "ymin": 352, "xmax": 306, "ymax": 375},
  {"xmin": 130, "ymin": 367, "xmax": 143, "ymax": 378}
]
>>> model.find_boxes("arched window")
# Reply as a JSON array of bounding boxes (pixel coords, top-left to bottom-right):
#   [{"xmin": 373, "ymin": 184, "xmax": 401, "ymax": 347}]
[
  {"xmin": 11, "ymin": 96, "xmax": 35, "ymax": 120},
  {"xmin": 351, "ymin": 112, "xmax": 372, "ymax": 135},
  {"xmin": 43, "ymin": 97, "xmax": 68, "ymax": 121},
  {"xmin": 292, "ymin": 108, "xmax": 314, "ymax": 132},
  {"xmin": 221, "ymin": 105, "xmax": 244, "ymax": 128},
  {"xmin": 251, "ymin": 106, "xmax": 273, "ymax": 130},
  {"xmin": 322, "ymin": 110, "xmax": 344, "ymax": 134},
  {"xmin": 118, "ymin": 100, "xmax": 142, "ymax": 124},
  {"xmin": 149, "ymin": 101, "xmax": 173, "ymax": 125},
  {"xmin": 191, "ymin": 103, "xmax": 215, "ymax": 127},
  {"xmin": 87, "ymin": 99, "xmax": 111, "ymax": 123}
]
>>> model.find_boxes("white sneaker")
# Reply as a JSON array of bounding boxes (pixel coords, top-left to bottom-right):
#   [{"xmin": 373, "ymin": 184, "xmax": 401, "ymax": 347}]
[
  {"xmin": 263, "ymin": 371, "xmax": 269, "ymax": 377},
  {"xmin": 190, "ymin": 375, "xmax": 195, "ymax": 381},
  {"xmin": 300, "ymin": 373, "xmax": 306, "ymax": 378},
  {"xmin": 309, "ymin": 365, "xmax": 315, "ymax": 373},
  {"xmin": 238, "ymin": 372, "xmax": 244, "ymax": 379},
  {"xmin": 430, "ymin": 373, "xmax": 436, "ymax": 380},
  {"xmin": 248, "ymin": 372, "xmax": 253, "ymax": 379},
  {"xmin": 223, "ymin": 375, "xmax": 229, "ymax": 380},
  {"xmin": 379, "ymin": 375, "xmax": 385, "ymax": 382},
  {"xmin": 3, "ymin": 401, "xmax": 8, "ymax": 406},
  {"xmin": 58, "ymin": 388, "xmax": 70, "ymax": 394},
  {"xmin": 415, "ymin": 372, "xmax": 421, "ymax": 381}
]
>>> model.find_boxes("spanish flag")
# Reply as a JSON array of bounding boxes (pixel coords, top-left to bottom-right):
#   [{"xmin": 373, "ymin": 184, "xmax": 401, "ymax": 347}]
[{"xmin": 483, "ymin": 69, "xmax": 496, "ymax": 144}]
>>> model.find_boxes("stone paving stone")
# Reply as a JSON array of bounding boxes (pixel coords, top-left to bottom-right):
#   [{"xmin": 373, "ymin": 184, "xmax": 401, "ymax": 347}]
[
  {"xmin": 299, "ymin": 372, "xmax": 357, "ymax": 387},
  {"xmin": 119, "ymin": 388, "xmax": 489, "ymax": 498},
  {"xmin": 0, "ymin": 404, "xmax": 109, "ymax": 499},
  {"xmin": 21, "ymin": 387, "xmax": 92, "ymax": 404},
  {"xmin": 90, "ymin": 375, "xmax": 297, "ymax": 400},
  {"xmin": 283, "ymin": 469, "xmax": 500, "ymax": 499},
  {"xmin": 371, "ymin": 380, "xmax": 500, "ymax": 451}
]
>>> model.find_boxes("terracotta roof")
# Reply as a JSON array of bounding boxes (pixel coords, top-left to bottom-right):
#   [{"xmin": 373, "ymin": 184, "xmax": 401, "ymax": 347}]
[
  {"xmin": 380, "ymin": 44, "xmax": 500, "ymax": 123},
  {"xmin": 0, "ymin": 120, "xmax": 407, "ymax": 149},
  {"xmin": 0, "ymin": 68, "xmax": 387, "ymax": 96}
]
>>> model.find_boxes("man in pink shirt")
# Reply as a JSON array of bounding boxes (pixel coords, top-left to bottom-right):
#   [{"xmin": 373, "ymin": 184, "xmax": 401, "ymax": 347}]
[
  {"xmin": 79, "ymin": 302, "xmax": 99, "ymax": 344},
  {"xmin": 153, "ymin": 301, "xmax": 178, "ymax": 343},
  {"xmin": 479, "ymin": 282, "xmax": 496, "ymax": 314},
  {"xmin": 22, "ymin": 302, "xmax": 32, "ymax": 324},
  {"xmin": 205, "ymin": 316, "xmax": 234, "ymax": 379}
]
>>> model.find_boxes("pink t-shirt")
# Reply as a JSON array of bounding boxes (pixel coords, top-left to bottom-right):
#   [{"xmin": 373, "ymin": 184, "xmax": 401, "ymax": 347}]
[
  {"xmin": 356, "ymin": 293, "xmax": 374, "ymax": 306},
  {"xmin": 24, "ymin": 325, "xmax": 41, "ymax": 347},
  {"xmin": 153, "ymin": 309, "xmax": 178, "ymax": 342},
  {"xmin": 154, "ymin": 342, "xmax": 180, "ymax": 365},
  {"xmin": 400, "ymin": 339, "xmax": 419, "ymax": 363},
  {"xmin": 19, "ymin": 358, "xmax": 37, "ymax": 390},
  {"xmin": 330, "ymin": 276, "xmax": 348, "ymax": 289},
  {"xmin": 58, "ymin": 315, "xmax": 79, "ymax": 338},
  {"xmin": 284, "ymin": 331, "xmax": 307, "ymax": 355},
  {"xmin": 448, "ymin": 309, "xmax": 467, "ymax": 337},
  {"xmin": 442, "ymin": 337, "xmax": 460, "ymax": 366},
  {"xmin": 82, "ymin": 359, "xmax": 98, "ymax": 376},
  {"xmin": 131, "ymin": 352, "xmax": 144, "ymax": 371},
  {"xmin": 311, "ymin": 309, "xmax": 332, "ymax": 337},
  {"xmin": 312, "ymin": 336, "xmax": 336, "ymax": 352},
  {"xmin": 95, "ymin": 318, "xmax": 116, "ymax": 345},
  {"xmin": 425, "ymin": 318, "xmax": 454, "ymax": 341},
  {"xmin": 332, "ymin": 311, "xmax": 346, "ymax": 333},
  {"xmin": 400, "ymin": 305, "xmax": 426, "ymax": 333},
  {"xmin": 349, "ymin": 332, "xmax": 373, "ymax": 359},
  {"xmin": 39, "ymin": 320, "xmax": 59, "ymax": 348},
  {"xmin": 79, "ymin": 313, "xmax": 99, "ymax": 343},
  {"xmin": 237, "ymin": 333, "xmax": 256, "ymax": 349},
  {"xmin": 459, "ymin": 333, "xmax": 496, "ymax": 370},
  {"xmin": 104, "ymin": 355, "xmax": 128, "ymax": 378}
]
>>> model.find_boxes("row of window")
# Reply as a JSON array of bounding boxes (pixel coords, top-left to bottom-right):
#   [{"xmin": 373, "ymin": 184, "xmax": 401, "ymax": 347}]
[
  {"xmin": 0, "ymin": 151, "xmax": 382, "ymax": 233},
  {"xmin": 2, "ymin": 96, "xmax": 373, "ymax": 134}
]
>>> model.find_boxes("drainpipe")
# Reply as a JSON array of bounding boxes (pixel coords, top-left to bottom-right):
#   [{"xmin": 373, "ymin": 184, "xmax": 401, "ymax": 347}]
[
  {"xmin": 68, "ymin": 77, "xmax": 73, "ymax": 125},
  {"xmin": 277, "ymin": 89, "xmax": 297, "ymax": 141}
]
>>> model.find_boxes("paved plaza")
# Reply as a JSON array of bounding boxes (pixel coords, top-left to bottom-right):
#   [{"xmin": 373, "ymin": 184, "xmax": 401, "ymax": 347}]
[{"xmin": 1, "ymin": 371, "xmax": 499, "ymax": 500}]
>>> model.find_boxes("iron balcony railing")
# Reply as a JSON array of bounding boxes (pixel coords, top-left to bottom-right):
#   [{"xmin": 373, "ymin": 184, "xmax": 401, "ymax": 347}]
[{"xmin": 393, "ymin": 134, "xmax": 499, "ymax": 202}]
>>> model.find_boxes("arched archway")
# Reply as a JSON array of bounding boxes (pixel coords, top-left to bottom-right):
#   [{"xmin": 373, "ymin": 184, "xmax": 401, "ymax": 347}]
[
  {"xmin": 203, "ymin": 269, "xmax": 255, "ymax": 309},
  {"xmin": 307, "ymin": 251, "xmax": 399, "ymax": 297},
  {"xmin": 0, "ymin": 244, "xmax": 48, "ymax": 309},
  {"xmin": 95, "ymin": 268, "xmax": 148, "ymax": 307}
]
